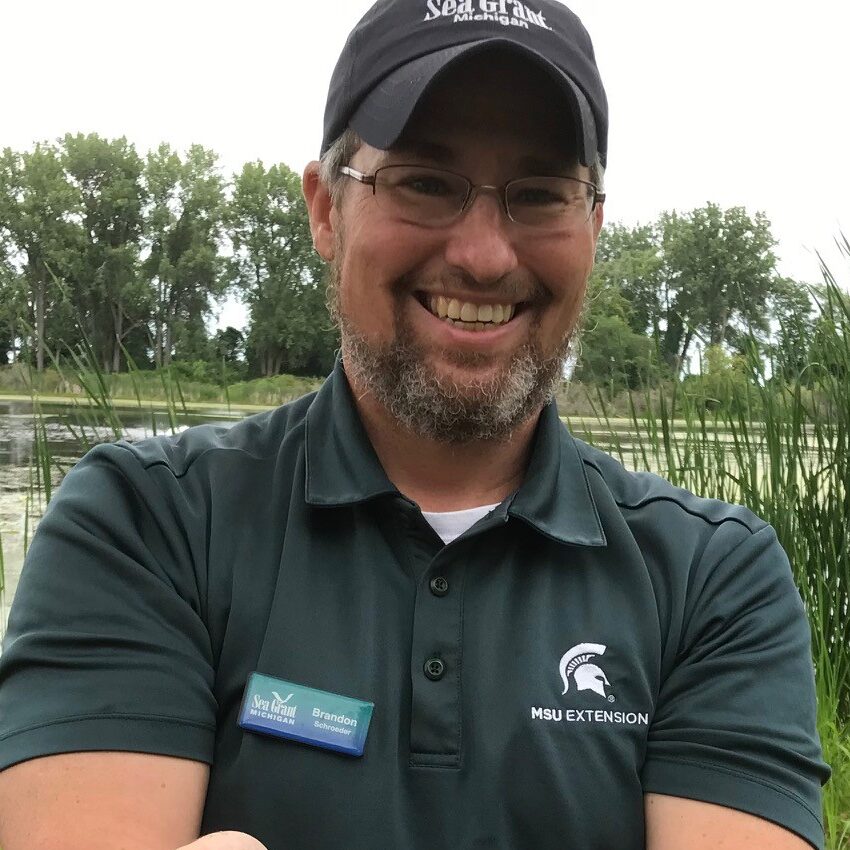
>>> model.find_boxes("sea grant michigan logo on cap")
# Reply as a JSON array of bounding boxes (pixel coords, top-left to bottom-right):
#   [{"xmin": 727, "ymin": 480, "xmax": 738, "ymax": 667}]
[{"xmin": 424, "ymin": 0, "xmax": 554, "ymax": 31}]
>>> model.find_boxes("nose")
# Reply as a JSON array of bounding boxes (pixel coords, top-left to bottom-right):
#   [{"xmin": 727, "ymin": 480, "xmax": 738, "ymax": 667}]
[{"xmin": 442, "ymin": 189, "xmax": 519, "ymax": 284}]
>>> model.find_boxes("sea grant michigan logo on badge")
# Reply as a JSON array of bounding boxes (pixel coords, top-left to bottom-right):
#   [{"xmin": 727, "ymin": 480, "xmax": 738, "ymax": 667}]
[
  {"xmin": 249, "ymin": 690, "xmax": 298, "ymax": 726},
  {"xmin": 424, "ymin": 0, "xmax": 554, "ymax": 31},
  {"xmin": 531, "ymin": 643, "xmax": 650, "ymax": 727}
]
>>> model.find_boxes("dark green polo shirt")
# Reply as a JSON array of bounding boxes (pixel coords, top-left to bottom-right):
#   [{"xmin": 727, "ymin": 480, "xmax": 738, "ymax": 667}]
[{"xmin": 0, "ymin": 360, "xmax": 829, "ymax": 849}]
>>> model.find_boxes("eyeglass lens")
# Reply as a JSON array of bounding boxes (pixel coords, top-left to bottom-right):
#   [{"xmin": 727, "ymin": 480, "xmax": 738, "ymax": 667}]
[{"xmin": 373, "ymin": 166, "xmax": 593, "ymax": 228}]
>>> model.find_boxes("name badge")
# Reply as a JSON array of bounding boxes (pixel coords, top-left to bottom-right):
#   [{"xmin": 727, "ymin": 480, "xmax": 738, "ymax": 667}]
[{"xmin": 238, "ymin": 672, "xmax": 374, "ymax": 757}]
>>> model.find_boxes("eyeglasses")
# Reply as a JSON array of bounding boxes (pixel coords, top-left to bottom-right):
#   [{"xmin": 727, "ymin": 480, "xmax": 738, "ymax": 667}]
[{"xmin": 339, "ymin": 164, "xmax": 605, "ymax": 231}]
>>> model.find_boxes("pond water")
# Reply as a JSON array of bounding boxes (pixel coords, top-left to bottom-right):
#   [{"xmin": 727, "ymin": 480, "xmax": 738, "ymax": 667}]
[
  {"xmin": 0, "ymin": 397, "xmax": 811, "ymax": 639},
  {"xmin": 0, "ymin": 399, "xmax": 244, "ymax": 635}
]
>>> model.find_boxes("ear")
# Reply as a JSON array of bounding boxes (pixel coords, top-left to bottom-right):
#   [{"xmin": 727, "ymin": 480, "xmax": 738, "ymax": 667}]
[
  {"xmin": 302, "ymin": 161, "xmax": 336, "ymax": 262},
  {"xmin": 591, "ymin": 198, "xmax": 604, "ymax": 243}
]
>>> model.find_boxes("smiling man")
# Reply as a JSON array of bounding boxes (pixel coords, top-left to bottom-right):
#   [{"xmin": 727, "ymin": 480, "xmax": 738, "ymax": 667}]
[{"xmin": 0, "ymin": 1, "xmax": 830, "ymax": 849}]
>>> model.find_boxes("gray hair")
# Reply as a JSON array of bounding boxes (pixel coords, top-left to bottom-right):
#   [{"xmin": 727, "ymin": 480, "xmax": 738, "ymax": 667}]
[
  {"xmin": 319, "ymin": 129, "xmax": 363, "ymax": 206},
  {"xmin": 319, "ymin": 128, "xmax": 605, "ymax": 203}
]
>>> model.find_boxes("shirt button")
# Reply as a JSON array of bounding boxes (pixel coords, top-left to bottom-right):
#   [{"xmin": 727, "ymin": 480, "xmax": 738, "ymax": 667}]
[
  {"xmin": 424, "ymin": 658, "xmax": 445, "ymax": 681},
  {"xmin": 430, "ymin": 576, "xmax": 449, "ymax": 597}
]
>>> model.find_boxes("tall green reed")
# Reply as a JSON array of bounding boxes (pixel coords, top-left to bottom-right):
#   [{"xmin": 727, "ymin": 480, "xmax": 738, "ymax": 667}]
[{"xmin": 568, "ymin": 265, "xmax": 850, "ymax": 847}]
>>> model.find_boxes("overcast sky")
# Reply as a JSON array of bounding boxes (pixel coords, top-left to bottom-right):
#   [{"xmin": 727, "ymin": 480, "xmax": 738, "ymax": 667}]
[{"xmin": 3, "ymin": 0, "xmax": 848, "ymax": 329}]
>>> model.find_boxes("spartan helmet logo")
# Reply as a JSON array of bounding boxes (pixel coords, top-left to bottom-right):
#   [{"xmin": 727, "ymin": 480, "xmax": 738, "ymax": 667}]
[{"xmin": 559, "ymin": 643, "xmax": 611, "ymax": 699}]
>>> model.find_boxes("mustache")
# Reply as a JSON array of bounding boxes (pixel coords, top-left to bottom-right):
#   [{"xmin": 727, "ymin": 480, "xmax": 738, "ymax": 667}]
[{"xmin": 396, "ymin": 268, "xmax": 548, "ymax": 304}]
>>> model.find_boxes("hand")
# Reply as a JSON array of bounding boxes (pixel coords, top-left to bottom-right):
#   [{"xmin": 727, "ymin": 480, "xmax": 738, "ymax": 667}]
[{"xmin": 178, "ymin": 832, "xmax": 269, "ymax": 850}]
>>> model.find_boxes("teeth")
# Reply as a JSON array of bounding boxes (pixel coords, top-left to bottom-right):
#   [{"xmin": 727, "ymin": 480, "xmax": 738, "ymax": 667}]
[
  {"xmin": 425, "ymin": 297, "xmax": 518, "ymax": 327},
  {"xmin": 429, "ymin": 296, "xmax": 450, "ymax": 318}
]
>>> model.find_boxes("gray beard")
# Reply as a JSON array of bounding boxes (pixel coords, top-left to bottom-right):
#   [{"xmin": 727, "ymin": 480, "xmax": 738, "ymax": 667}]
[{"xmin": 330, "ymin": 261, "xmax": 573, "ymax": 444}]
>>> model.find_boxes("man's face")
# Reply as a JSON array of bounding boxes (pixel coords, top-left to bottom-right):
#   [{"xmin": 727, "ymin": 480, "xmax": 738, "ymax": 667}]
[{"xmin": 313, "ymin": 52, "xmax": 603, "ymax": 442}]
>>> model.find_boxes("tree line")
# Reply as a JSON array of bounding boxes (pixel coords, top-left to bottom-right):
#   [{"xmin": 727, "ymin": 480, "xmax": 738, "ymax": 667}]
[
  {"xmin": 0, "ymin": 133, "xmax": 830, "ymax": 387},
  {"xmin": 579, "ymin": 207, "xmax": 834, "ymax": 392},
  {"xmin": 0, "ymin": 134, "xmax": 333, "ymax": 380}
]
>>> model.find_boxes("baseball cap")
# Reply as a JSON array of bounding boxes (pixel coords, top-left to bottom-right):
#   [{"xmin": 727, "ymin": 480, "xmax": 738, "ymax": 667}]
[{"xmin": 321, "ymin": 0, "xmax": 608, "ymax": 167}]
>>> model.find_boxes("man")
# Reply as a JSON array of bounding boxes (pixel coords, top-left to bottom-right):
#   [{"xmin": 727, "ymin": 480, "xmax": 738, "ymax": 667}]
[{"xmin": 0, "ymin": 1, "xmax": 830, "ymax": 848}]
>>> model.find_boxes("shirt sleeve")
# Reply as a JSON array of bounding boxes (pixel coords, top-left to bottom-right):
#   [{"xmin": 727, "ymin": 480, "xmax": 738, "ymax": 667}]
[
  {"xmin": 0, "ymin": 442, "xmax": 217, "ymax": 771},
  {"xmin": 641, "ymin": 522, "xmax": 831, "ymax": 850}
]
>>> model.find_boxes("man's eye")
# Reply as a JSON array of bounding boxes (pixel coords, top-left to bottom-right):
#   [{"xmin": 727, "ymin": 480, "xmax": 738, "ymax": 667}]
[
  {"xmin": 511, "ymin": 189, "xmax": 564, "ymax": 206},
  {"xmin": 512, "ymin": 187, "xmax": 564, "ymax": 206},
  {"xmin": 399, "ymin": 176, "xmax": 452, "ymax": 196}
]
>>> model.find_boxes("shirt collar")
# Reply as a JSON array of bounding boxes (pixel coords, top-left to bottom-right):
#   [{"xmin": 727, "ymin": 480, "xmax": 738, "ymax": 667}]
[
  {"xmin": 505, "ymin": 401, "xmax": 607, "ymax": 548},
  {"xmin": 305, "ymin": 358, "xmax": 399, "ymax": 506},
  {"xmin": 305, "ymin": 359, "xmax": 607, "ymax": 548}
]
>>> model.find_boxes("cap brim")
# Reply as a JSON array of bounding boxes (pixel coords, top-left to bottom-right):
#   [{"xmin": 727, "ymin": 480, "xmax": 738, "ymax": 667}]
[{"xmin": 348, "ymin": 40, "xmax": 599, "ymax": 166}]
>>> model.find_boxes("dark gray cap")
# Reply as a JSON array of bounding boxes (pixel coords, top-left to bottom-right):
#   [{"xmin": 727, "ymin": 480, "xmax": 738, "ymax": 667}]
[{"xmin": 322, "ymin": 0, "xmax": 609, "ymax": 167}]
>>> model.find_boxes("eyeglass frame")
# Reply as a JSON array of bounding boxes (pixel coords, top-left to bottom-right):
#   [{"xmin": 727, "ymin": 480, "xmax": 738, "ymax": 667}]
[{"xmin": 338, "ymin": 164, "xmax": 606, "ymax": 228}]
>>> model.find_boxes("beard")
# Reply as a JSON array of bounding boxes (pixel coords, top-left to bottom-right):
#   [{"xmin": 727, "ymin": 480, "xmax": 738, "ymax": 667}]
[{"xmin": 328, "ymin": 256, "xmax": 576, "ymax": 445}]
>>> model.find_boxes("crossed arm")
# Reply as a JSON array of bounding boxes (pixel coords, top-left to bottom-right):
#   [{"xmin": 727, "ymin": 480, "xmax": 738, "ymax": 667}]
[{"xmin": 0, "ymin": 752, "xmax": 812, "ymax": 850}]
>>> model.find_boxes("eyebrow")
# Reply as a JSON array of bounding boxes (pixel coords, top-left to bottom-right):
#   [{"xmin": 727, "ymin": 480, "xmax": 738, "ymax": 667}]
[
  {"xmin": 516, "ymin": 154, "xmax": 580, "ymax": 175},
  {"xmin": 387, "ymin": 139, "xmax": 455, "ymax": 162},
  {"xmin": 386, "ymin": 141, "xmax": 579, "ymax": 177}
]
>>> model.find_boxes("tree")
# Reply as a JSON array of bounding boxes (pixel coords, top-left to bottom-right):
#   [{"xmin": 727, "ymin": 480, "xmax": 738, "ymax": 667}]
[
  {"xmin": 579, "ymin": 223, "xmax": 668, "ymax": 389},
  {"xmin": 227, "ymin": 161, "xmax": 335, "ymax": 377},
  {"xmin": 0, "ymin": 250, "xmax": 26, "ymax": 363},
  {"xmin": 142, "ymin": 144, "xmax": 227, "ymax": 368},
  {"xmin": 659, "ymin": 204, "xmax": 779, "ymax": 372},
  {"xmin": 211, "ymin": 326, "xmax": 245, "ymax": 366},
  {"xmin": 61, "ymin": 133, "xmax": 148, "ymax": 372},
  {"xmin": 593, "ymin": 222, "xmax": 665, "ymax": 339},
  {"xmin": 807, "ymin": 283, "xmax": 850, "ymax": 384},
  {"xmin": 767, "ymin": 278, "xmax": 816, "ymax": 382},
  {"xmin": 578, "ymin": 259, "xmax": 659, "ymax": 390},
  {"xmin": 0, "ymin": 144, "xmax": 81, "ymax": 371}
]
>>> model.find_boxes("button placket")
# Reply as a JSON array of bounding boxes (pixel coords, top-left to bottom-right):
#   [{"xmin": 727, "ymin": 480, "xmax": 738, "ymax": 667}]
[{"xmin": 409, "ymin": 551, "xmax": 466, "ymax": 767}]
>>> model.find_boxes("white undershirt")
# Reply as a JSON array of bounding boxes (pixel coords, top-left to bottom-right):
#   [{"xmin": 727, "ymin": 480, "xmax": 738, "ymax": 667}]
[{"xmin": 420, "ymin": 504, "xmax": 501, "ymax": 545}]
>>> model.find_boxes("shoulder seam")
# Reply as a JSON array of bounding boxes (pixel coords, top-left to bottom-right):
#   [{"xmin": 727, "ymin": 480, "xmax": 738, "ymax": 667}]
[
  {"xmin": 580, "ymin": 457, "xmax": 760, "ymax": 533},
  {"xmin": 111, "ymin": 441, "xmax": 279, "ymax": 481}
]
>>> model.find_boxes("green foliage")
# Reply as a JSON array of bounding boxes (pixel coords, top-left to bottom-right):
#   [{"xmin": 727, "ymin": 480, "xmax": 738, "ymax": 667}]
[
  {"xmin": 141, "ymin": 143, "xmax": 228, "ymax": 369},
  {"xmin": 227, "ymin": 161, "xmax": 337, "ymax": 377},
  {"xmin": 0, "ymin": 143, "xmax": 82, "ymax": 371},
  {"xmin": 575, "ymin": 312, "xmax": 658, "ymax": 392},
  {"xmin": 568, "ymin": 265, "xmax": 850, "ymax": 848},
  {"xmin": 660, "ymin": 204, "xmax": 778, "ymax": 362},
  {"xmin": 60, "ymin": 133, "xmax": 148, "ymax": 373},
  {"xmin": 768, "ymin": 277, "xmax": 817, "ymax": 382},
  {"xmin": 0, "ymin": 136, "xmax": 823, "ymax": 402},
  {"xmin": 0, "ymin": 252, "xmax": 25, "ymax": 363},
  {"xmin": 0, "ymin": 362, "xmax": 323, "ymax": 407},
  {"xmin": 681, "ymin": 344, "xmax": 756, "ymax": 415},
  {"xmin": 586, "ymin": 206, "xmax": 798, "ymax": 381},
  {"xmin": 592, "ymin": 222, "xmax": 665, "ymax": 339}
]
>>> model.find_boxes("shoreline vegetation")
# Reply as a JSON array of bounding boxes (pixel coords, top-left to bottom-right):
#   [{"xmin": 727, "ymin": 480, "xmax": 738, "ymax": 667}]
[{"xmin": 0, "ymin": 392, "xmax": 271, "ymax": 414}]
